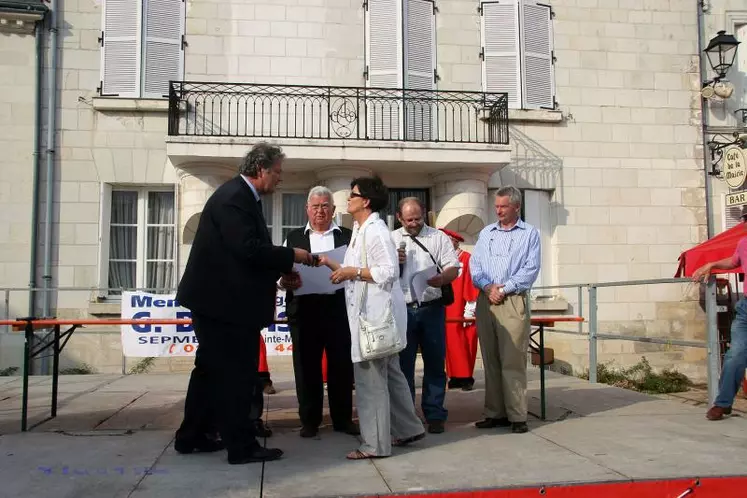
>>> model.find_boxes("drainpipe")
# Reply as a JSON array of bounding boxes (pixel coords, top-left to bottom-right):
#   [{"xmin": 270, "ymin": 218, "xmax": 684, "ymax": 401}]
[
  {"xmin": 696, "ymin": 0, "xmax": 719, "ymax": 406},
  {"xmin": 41, "ymin": 0, "xmax": 58, "ymax": 321},
  {"xmin": 28, "ymin": 20, "xmax": 44, "ymax": 319}
]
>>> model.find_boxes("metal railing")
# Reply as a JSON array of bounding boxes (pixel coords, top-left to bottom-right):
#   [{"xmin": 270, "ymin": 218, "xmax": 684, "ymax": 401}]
[
  {"xmin": 167, "ymin": 81, "xmax": 510, "ymax": 144},
  {"xmin": 532, "ymin": 277, "xmax": 721, "ymax": 402},
  {"xmin": 0, "ymin": 279, "xmax": 722, "ymax": 402}
]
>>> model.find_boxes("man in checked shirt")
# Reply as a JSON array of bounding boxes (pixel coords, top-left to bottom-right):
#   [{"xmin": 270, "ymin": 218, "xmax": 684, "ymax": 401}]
[{"xmin": 470, "ymin": 186, "xmax": 541, "ymax": 434}]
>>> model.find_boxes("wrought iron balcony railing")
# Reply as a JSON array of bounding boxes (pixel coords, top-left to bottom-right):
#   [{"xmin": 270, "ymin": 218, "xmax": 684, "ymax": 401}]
[{"xmin": 167, "ymin": 82, "xmax": 509, "ymax": 145}]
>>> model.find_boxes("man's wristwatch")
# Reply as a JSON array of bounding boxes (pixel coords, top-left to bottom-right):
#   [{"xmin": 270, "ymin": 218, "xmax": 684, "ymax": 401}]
[{"xmin": 356, "ymin": 267, "xmax": 363, "ymax": 280}]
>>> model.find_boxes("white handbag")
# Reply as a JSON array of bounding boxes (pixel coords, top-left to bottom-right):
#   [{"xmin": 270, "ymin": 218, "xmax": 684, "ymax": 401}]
[{"xmin": 356, "ymin": 225, "xmax": 404, "ymax": 361}]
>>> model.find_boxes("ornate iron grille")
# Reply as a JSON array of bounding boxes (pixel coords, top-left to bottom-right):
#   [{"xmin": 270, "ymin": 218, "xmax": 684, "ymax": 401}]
[{"xmin": 168, "ymin": 81, "xmax": 509, "ymax": 145}]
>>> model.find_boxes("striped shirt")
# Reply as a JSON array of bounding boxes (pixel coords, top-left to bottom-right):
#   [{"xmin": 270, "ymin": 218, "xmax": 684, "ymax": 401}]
[{"xmin": 470, "ymin": 219, "xmax": 541, "ymax": 294}]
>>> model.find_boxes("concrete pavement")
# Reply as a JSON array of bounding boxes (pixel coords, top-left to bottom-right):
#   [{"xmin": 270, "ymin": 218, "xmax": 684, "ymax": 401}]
[{"xmin": 1, "ymin": 357, "xmax": 747, "ymax": 498}]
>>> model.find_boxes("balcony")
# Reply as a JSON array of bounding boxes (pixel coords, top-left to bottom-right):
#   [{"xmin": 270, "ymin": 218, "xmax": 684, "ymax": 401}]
[{"xmin": 165, "ymin": 81, "xmax": 511, "ymax": 174}]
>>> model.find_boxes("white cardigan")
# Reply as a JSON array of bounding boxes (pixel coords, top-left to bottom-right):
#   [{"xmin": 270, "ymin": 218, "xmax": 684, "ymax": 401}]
[{"xmin": 343, "ymin": 212, "xmax": 408, "ymax": 363}]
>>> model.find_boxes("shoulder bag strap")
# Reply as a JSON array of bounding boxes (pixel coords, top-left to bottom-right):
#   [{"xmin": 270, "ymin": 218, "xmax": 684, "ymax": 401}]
[
  {"xmin": 357, "ymin": 225, "xmax": 369, "ymax": 315},
  {"xmin": 409, "ymin": 235, "xmax": 442, "ymax": 273}
]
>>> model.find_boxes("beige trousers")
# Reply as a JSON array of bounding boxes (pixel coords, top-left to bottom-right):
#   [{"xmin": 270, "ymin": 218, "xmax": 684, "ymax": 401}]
[{"xmin": 476, "ymin": 291, "xmax": 530, "ymax": 422}]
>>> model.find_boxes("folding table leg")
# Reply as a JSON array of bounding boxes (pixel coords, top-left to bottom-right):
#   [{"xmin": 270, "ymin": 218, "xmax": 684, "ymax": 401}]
[
  {"xmin": 21, "ymin": 320, "xmax": 32, "ymax": 432},
  {"xmin": 51, "ymin": 324, "xmax": 60, "ymax": 418},
  {"xmin": 539, "ymin": 324, "xmax": 546, "ymax": 421}
]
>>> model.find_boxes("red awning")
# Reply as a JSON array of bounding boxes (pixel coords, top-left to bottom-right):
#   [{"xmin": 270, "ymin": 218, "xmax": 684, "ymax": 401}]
[{"xmin": 675, "ymin": 222, "xmax": 747, "ymax": 277}]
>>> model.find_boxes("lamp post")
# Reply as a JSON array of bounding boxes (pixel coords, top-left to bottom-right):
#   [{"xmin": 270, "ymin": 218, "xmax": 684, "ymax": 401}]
[
  {"xmin": 697, "ymin": 19, "xmax": 741, "ymax": 407},
  {"xmin": 703, "ymin": 30, "xmax": 740, "ymax": 84}
]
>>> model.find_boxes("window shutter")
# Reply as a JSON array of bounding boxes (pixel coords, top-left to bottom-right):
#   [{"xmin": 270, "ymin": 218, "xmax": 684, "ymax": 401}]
[
  {"xmin": 481, "ymin": 0, "xmax": 521, "ymax": 109},
  {"xmin": 404, "ymin": 0, "xmax": 435, "ymax": 140},
  {"xmin": 722, "ymin": 193, "xmax": 744, "ymax": 232},
  {"xmin": 365, "ymin": 0, "xmax": 403, "ymax": 139},
  {"xmin": 521, "ymin": 1, "xmax": 554, "ymax": 109},
  {"xmin": 100, "ymin": 0, "xmax": 141, "ymax": 97},
  {"xmin": 143, "ymin": 0, "xmax": 185, "ymax": 98}
]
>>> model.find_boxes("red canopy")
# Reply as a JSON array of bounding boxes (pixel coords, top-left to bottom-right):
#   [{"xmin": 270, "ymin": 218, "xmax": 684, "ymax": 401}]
[{"xmin": 675, "ymin": 222, "xmax": 747, "ymax": 277}]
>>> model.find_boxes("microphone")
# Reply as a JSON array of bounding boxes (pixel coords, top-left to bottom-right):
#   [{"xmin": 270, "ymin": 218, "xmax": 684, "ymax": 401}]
[{"xmin": 398, "ymin": 240, "xmax": 406, "ymax": 277}]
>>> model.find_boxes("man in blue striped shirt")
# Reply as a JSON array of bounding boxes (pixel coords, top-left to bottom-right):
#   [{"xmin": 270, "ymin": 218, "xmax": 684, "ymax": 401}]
[{"xmin": 470, "ymin": 186, "xmax": 541, "ymax": 434}]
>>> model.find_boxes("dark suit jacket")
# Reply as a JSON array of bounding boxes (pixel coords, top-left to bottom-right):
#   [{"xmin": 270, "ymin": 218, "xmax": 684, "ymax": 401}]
[
  {"xmin": 176, "ymin": 175, "xmax": 295, "ymax": 327},
  {"xmin": 284, "ymin": 225, "xmax": 352, "ymax": 321}
]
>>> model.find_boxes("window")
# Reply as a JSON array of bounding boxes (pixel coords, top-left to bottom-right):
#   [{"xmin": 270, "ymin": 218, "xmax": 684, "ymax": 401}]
[
  {"xmin": 261, "ymin": 192, "xmax": 307, "ymax": 244},
  {"xmin": 99, "ymin": 0, "xmax": 186, "ymax": 98},
  {"xmin": 734, "ymin": 22, "xmax": 747, "ymax": 125},
  {"xmin": 364, "ymin": 0, "xmax": 436, "ymax": 140},
  {"xmin": 521, "ymin": 189, "xmax": 553, "ymax": 295},
  {"xmin": 381, "ymin": 188, "xmax": 431, "ymax": 230},
  {"xmin": 480, "ymin": 0, "xmax": 555, "ymax": 110},
  {"xmin": 100, "ymin": 187, "xmax": 176, "ymax": 295}
]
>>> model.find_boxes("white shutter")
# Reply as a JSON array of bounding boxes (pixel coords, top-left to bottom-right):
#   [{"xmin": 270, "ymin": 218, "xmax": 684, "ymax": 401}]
[
  {"xmin": 100, "ymin": 0, "xmax": 141, "ymax": 97},
  {"xmin": 365, "ymin": 0, "xmax": 403, "ymax": 140},
  {"xmin": 481, "ymin": 0, "xmax": 521, "ymax": 109},
  {"xmin": 721, "ymin": 193, "xmax": 744, "ymax": 232},
  {"xmin": 521, "ymin": 1, "xmax": 554, "ymax": 109},
  {"xmin": 143, "ymin": 0, "xmax": 185, "ymax": 98},
  {"xmin": 404, "ymin": 0, "xmax": 435, "ymax": 141}
]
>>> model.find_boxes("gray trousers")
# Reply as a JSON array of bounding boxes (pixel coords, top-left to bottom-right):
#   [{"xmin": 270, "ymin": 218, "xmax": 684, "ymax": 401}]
[{"xmin": 354, "ymin": 354, "xmax": 425, "ymax": 456}]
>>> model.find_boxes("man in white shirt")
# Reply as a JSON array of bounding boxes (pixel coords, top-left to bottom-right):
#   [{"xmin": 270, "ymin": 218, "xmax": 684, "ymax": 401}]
[
  {"xmin": 279, "ymin": 186, "xmax": 358, "ymax": 438},
  {"xmin": 391, "ymin": 197, "xmax": 459, "ymax": 434}
]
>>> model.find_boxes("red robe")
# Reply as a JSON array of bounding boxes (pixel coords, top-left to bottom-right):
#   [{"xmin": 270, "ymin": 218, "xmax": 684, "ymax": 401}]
[
  {"xmin": 259, "ymin": 335, "xmax": 269, "ymax": 373},
  {"xmin": 445, "ymin": 249, "xmax": 479, "ymax": 379}
]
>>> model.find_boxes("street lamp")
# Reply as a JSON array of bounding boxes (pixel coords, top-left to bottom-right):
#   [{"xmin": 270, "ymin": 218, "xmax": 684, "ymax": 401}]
[{"xmin": 704, "ymin": 30, "xmax": 740, "ymax": 83}]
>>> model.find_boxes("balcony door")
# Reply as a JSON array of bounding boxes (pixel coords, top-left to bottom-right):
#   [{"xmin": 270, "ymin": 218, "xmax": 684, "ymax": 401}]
[{"xmin": 364, "ymin": 0, "xmax": 436, "ymax": 141}]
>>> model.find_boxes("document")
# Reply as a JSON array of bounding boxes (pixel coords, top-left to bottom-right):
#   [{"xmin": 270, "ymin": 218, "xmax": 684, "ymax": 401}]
[
  {"xmin": 292, "ymin": 245, "xmax": 348, "ymax": 296},
  {"xmin": 410, "ymin": 265, "xmax": 438, "ymax": 303}
]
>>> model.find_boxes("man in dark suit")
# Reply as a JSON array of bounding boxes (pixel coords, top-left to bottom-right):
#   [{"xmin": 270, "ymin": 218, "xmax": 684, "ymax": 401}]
[
  {"xmin": 280, "ymin": 186, "xmax": 358, "ymax": 438},
  {"xmin": 174, "ymin": 142, "xmax": 315, "ymax": 465}
]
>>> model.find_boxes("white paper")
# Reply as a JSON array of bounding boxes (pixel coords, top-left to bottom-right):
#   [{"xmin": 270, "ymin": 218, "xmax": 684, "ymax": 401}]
[
  {"xmin": 292, "ymin": 245, "xmax": 348, "ymax": 296},
  {"xmin": 410, "ymin": 265, "xmax": 438, "ymax": 303}
]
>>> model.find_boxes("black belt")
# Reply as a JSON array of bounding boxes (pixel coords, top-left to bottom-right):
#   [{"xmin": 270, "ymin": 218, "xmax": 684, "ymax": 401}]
[{"xmin": 406, "ymin": 299, "xmax": 441, "ymax": 309}]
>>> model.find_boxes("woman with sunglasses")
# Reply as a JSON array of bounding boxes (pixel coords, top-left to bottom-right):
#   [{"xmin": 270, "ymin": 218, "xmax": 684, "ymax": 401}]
[{"xmin": 319, "ymin": 176, "xmax": 425, "ymax": 459}]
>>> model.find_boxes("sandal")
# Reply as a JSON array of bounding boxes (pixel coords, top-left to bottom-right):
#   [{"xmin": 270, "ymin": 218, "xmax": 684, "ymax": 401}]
[
  {"xmin": 392, "ymin": 432, "xmax": 425, "ymax": 447},
  {"xmin": 346, "ymin": 449, "xmax": 379, "ymax": 460}
]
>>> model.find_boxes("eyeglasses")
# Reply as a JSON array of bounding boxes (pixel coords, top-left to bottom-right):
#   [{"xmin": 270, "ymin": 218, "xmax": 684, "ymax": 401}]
[
  {"xmin": 349, "ymin": 192, "xmax": 364, "ymax": 199},
  {"xmin": 309, "ymin": 203, "xmax": 332, "ymax": 212}
]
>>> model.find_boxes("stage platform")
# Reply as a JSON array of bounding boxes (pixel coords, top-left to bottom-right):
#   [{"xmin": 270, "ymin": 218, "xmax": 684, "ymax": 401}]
[{"xmin": 1, "ymin": 356, "xmax": 746, "ymax": 497}]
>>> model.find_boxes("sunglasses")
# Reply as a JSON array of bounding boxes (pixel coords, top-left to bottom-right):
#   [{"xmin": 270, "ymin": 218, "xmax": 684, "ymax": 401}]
[{"xmin": 349, "ymin": 192, "xmax": 364, "ymax": 199}]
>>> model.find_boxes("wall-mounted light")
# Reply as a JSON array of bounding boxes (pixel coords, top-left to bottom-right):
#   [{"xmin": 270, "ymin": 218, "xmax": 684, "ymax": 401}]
[{"xmin": 701, "ymin": 31, "xmax": 740, "ymax": 100}]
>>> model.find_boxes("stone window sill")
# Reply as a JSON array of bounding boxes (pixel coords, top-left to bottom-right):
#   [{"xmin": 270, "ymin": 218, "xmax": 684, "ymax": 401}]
[
  {"xmin": 87, "ymin": 300, "xmax": 122, "ymax": 316},
  {"xmin": 508, "ymin": 109, "xmax": 564, "ymax": 123},
  {"xmin": 92, "ymin": 97, "xmax": 170, "ymax": 112}
]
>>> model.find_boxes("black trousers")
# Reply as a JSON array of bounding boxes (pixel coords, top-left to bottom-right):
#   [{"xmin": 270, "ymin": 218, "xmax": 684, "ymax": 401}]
[
  {"xmin": 289, "ymin": 293, "xmax": 353, "ymax": 429},
  {"xmin": 176, "ymin": 312, "xmax": 264, "ymax": 453}
]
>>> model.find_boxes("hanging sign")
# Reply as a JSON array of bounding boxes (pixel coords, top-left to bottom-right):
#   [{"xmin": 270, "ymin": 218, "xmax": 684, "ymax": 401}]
[{"xmin": 723, "ymin": 146, "xmax": 747, "ymax": 189}]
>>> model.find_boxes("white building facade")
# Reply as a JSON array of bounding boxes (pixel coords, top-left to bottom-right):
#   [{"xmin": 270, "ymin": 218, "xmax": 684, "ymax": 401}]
[{"xmin": 0, "ymin": 0, "xmax": 746, "ymax": 378}]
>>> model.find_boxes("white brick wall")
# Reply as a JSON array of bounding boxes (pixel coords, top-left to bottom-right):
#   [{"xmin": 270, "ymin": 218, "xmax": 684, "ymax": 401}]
[{"xmin": 0, "ymin": 0, "xmax": 738, "ymax": 379}]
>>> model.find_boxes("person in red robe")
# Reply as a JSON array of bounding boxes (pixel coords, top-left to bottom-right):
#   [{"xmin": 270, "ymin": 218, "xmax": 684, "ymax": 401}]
[
  {"xmin": 258, "ymin": 335, "xmax": 276, "ymax": 394},
  {"xmin": 439, "ymin": 228, "xmax": 479, "ymax": 391}
]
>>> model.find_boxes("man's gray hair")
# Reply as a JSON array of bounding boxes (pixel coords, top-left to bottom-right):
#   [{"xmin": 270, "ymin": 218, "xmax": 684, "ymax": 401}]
[
  {"xmin": 238, "ymin": 142, "xmax": 285, "ymax": 178},
  {"xmin": 496, "ymin": 185, "xmax": 522, "ymax": 206},
  {"xmin": 307, "ymin": 185, "xmax": 333, "ymax": 204}
]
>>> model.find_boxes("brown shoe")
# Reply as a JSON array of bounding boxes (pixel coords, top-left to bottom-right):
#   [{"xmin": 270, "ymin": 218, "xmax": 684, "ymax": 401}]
[
  {"xmin": 706, "ymin": 405, "xmax": 731, "ymax": 420},
  {"xmin": 263, "ymin": 381, "xmax": 276, "ymax": 395}
]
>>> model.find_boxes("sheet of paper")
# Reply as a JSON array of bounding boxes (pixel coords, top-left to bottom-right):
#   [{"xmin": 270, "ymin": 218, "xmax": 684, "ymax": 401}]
[
  {"xmin": 410, "ymin": 265, "xmax": 438, "ymax": 303},
  {"xmin": 292, "ymin": 245, "xmax": 348, "ymax": 296}
]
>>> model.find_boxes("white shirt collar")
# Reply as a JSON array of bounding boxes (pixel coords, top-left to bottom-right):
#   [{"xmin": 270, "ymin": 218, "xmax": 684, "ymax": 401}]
[
  {"xmin": 304, "ymin": 221, "xmax": 341, "ymax": 235},
  {"xmin": 240, "ymin": 175, "xmax": 260, "ymax": 202}
]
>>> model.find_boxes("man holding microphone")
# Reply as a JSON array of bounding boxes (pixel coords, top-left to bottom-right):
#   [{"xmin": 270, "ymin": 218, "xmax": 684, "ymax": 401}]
[{"xmin": 392, "ymin": 197, "xmax": 458, "ymax": 434}]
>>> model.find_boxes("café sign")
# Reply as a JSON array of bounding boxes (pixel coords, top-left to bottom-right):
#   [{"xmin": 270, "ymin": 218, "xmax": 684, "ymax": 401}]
[{"xmin": 723, "ymin": 146, "xmax": 747, "ymax": 189}]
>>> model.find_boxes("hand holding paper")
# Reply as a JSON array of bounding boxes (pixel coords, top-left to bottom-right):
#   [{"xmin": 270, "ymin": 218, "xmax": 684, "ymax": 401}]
[
  {"xmin": 410, "ymin": 265, "xmax": 438, "ymax": 304},
  {"xmin": 292, "ymin": 245, "xmax": 348, "ymax": 296}
]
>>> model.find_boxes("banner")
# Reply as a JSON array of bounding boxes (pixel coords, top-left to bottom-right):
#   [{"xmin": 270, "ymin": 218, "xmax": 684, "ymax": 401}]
[{"xmin": 120, "ymin": 291, "xmax": 292, "ymax": 357}]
